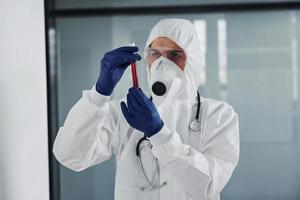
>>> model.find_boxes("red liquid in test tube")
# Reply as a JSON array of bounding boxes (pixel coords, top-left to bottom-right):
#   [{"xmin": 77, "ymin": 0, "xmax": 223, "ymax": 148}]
[
  {"xmin": 131, "ymin": 62, "xmax": 139, "ymax": 88},
  {"xmin": 129, "ymin": 42, "xmax": 139, "ymax": 88}
]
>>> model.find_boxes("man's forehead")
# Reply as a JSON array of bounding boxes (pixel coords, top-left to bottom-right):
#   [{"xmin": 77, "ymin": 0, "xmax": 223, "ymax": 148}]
[{"xmin": 150, "ymin": 37, "xmax": 182, "ymax": 49}]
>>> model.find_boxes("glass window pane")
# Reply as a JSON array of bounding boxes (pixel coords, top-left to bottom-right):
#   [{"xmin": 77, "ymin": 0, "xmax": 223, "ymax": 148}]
[{"xmin": 55, "ymin": 10, "xmax": 300, "ymax": 200}]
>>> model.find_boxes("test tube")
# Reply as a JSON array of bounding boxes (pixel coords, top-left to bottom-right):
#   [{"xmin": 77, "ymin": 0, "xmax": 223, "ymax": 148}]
[{"xmin": 129, "ymin": 42, "xmax": 139, "ymax": 88}]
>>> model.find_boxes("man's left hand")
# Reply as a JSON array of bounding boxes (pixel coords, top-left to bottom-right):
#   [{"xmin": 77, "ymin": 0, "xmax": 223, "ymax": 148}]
[{"xmin": 120, "ymin": 87, "xmax": 164, "ymax": 138}]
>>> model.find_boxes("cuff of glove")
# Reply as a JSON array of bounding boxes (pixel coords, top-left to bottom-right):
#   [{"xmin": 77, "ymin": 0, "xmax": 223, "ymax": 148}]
[
  {"xmin": 96, "ymin": 82, "xmax": 113, "ymax": 96},
  {"xmin": 90, "ymin": 85, "xmax": 110, "ymax": 108},
  {"xmin": 148, "ymin": 125, "xmax": 173, "ymax": 146}
]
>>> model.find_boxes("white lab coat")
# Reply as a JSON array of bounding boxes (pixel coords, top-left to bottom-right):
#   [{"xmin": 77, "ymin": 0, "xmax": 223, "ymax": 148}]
[{"xmin": 53, "ymin": 18, "xmax": 240, "ymax": 200}]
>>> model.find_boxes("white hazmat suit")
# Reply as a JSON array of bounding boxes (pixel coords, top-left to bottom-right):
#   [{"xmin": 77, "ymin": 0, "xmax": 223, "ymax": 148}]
[{"xmin": 53, "ymin": 18, "xmax": 240, "ymax": 200}]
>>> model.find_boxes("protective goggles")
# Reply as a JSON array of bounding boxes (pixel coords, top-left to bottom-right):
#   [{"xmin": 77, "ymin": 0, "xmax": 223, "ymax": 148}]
[{"xmin": 144, "ymin": 47, "xmax": 186, "ymax": 67}]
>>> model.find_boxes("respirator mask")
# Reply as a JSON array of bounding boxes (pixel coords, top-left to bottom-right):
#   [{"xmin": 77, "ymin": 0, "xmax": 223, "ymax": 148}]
[{"xmin": 144, "ymin": 46, "xmax": 187, "ymax": 103}]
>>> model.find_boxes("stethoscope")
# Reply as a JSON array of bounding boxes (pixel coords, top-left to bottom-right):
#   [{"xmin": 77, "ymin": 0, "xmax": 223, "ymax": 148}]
[
  {"xmin": 135, "ymin": 91, "xmax": 201, "ymax": 191},
  {"xmin": 136, "ymin": 137, "xmax": 167, "ymax": 191},
  {"xmin": 189, "ymin": 91, "xmax": 202, "ymax": 132}
]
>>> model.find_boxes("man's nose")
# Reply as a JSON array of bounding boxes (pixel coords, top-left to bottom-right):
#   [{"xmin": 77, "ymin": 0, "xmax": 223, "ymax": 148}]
[{"xmin": 160, "ymin": 51, "xmax": 168, "ymax": 58}]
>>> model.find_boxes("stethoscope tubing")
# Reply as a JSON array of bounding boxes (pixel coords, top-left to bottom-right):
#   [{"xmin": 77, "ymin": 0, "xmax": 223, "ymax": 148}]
[{"xmin": 135, "ymin": 91, "xmax": 201, "ymax": 191}]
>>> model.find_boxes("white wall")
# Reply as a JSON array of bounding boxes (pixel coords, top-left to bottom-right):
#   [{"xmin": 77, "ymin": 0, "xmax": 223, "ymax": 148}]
[{"xmin": 0, "ymin": 0, "xmax": 49, "ymax": 200}]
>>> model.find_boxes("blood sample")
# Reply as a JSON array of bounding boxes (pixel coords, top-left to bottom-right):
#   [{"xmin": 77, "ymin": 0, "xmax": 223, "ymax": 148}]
[{"xmin": 129, "ymin": 42, "xmax": 139, "ymax": 88}]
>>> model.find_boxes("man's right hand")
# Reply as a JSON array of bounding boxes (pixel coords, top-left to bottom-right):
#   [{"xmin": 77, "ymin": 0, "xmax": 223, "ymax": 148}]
[{"xmin": 96, "ymin": 46, "xmax": 141, "ymax": 96}]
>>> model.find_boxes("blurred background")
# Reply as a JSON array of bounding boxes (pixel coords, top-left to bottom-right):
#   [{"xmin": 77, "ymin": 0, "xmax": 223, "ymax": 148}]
[
  {"xmin": 2, "ymin": 0, "xmax": 299, "ymax": 200},
  {"xmin": 45, "ymin": 1, "xmax": 300, "ymax": 200}
]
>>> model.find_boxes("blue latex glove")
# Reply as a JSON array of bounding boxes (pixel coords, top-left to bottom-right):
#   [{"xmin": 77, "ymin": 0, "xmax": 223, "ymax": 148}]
[
  {"xmin": 120, "ymin": 87, "xmax": 164, "ymax": 138},
  {"xmin": 96, "ymin": 46, "xmax": 141, "ymax": 96}
]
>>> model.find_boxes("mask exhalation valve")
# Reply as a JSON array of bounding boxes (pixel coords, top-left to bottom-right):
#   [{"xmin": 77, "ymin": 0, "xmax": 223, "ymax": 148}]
[{"xmin": 152, "ymin": 82, "xmax": 167, "ymax": 96}]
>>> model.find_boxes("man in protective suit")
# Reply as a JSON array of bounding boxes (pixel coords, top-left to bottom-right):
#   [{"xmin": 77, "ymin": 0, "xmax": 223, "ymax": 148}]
[{"xmin": 53, "ymin": 18, "xmax": 240, "ymax": 200}]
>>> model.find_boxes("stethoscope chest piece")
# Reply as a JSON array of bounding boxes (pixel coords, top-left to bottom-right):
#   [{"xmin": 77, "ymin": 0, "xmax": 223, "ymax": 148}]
[
  {"xmin": 189, "ymin": 91, "xmax": 201, "ymax": 132},
  {"xmin": 189, "ymin": 119, "xmax": 201, "ymax": 132}
]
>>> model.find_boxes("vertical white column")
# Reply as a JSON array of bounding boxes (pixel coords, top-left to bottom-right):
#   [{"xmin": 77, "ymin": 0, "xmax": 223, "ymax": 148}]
[
  {"xmin": 0, "ymin": 0, "xmax": 50, "ymax": 200},
  {"xmin": 217, "ymin": 18, "xmax": 228, "ymax": 100},
  {"xmin": 193, "ymin": 19, "xmax": 207, "ymax": 87}
]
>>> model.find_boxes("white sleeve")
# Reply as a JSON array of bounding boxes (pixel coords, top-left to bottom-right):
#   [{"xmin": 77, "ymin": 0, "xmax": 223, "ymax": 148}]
[
  {"xmin": 53, "ymin": 86, "xmax": 121, "ymax": 172},
  {"xmin": 149, "ymin": 102, "xmax": 240, "ymax": 199}
]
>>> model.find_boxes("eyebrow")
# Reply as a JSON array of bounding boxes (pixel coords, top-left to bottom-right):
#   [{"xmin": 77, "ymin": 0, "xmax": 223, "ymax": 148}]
[{"xmin": 149, "ymin": 47, "xmax": 183, "ymax": 51}]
